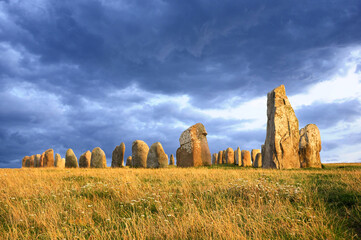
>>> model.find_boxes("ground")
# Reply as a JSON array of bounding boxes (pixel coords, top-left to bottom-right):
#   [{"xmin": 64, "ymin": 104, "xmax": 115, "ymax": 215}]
[{"xmin": 0, "ymin": 164, "xmax": 360, "ymax": 239}]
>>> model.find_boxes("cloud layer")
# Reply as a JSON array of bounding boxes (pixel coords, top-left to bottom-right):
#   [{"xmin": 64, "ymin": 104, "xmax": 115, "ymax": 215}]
[{"xmin": 1, "ymin": 0, "xmax": 361, "ymax": 167}]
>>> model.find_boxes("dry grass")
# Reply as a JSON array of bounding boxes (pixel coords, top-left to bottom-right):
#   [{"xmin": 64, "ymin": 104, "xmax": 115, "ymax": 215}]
[{"xmin": 0, "ymin": 164, "xmax": 360, "ymax": 239}]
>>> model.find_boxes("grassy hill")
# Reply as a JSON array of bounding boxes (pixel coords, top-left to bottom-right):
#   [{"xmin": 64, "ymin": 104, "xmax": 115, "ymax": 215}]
[{"xmin": 0, "ymin": 164, "xmax": 360, "ymax": 239}]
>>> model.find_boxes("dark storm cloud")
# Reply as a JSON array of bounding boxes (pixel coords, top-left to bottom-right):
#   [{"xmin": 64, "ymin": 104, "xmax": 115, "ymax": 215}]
[
  {"xmin": 2, "ymin": 0, "xmax": 361, "ymax": 98},
  {"xmin": 0, "ymin": 0, "xmax": 361, "ymax": 167}
]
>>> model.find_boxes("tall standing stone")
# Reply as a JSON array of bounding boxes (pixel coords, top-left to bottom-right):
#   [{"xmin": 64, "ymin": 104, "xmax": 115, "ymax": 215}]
[
  {"xmin": 132, "ymin": 140, "xmax": 149, "ymax": 168},
  {"xmin": 217, "ymin": 151, "xmax": 223, "ymax": 165},
  {"xmin": 241, "ymin": 150, "xmax": 252, "ymax": 167},
  {"xmin": 299, "ymin": 124, "xmax": 322, "ymax": 168},
  {"xmin": 39, "ymin": 153, "xmax": 44, "ymax": 167},
  {"xmin": 225, "ymin": 148, "xmax": 234, "ymax": 164},
  {"xmin": 263, "ymin": 85, "xmax": 300, "ymax": 169},
  {"xmin": 254, "ymin": 153, "xmax": 262, "ymax": 168},
  {"xmin": 212, "ymin": 153, "xmax": 218, "ymax": 165},
  {"xmin": 91, "ymin": 147, "xmax": 107, "ymax": 168},
  {"xmin": 147, "ymin": 142, "xmax": 168, "ymax": 168},
  {"xmin": 44, "ymin": 149, "xmax": 54, "ymax": 167},
  {"xmin": 176, "ymin": 123, "xmax": 211, "ymax": 167},
  {"xmin": 169, "ymin": 154, "xmax": 175, "ymax": 165},
  {"xmin": 222, "ymin": 150, "xmax": 226, "ymax": 164},
  {"xmin": 235, "ymin": 147, "xmax": 241, "ymax": 166},
  {"xmin": 79, "ymin": 151, "xmax": 91, "ymax": 168},
  {"xmin": 65, "ymin": 149, "xmax": 78, "ymax": 168},
  {"xmin": 112, "ymin": 143, "xmax": 125, "ymax": 168},
  {"xmin": 126, "ymin": 156, "xmax": 132, "ymax": 166},
  {"xmin": 251, "ymin": 149, "xmax": 261, "ymax": 164}
]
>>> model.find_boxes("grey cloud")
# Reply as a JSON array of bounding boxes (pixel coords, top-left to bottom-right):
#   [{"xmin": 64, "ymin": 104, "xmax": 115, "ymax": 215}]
[{"xmin": 1, "ymin": 0, "xmax": 361, "ymax": 167}]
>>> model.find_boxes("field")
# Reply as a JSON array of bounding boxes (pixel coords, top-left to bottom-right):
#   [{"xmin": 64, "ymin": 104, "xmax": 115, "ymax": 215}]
[{"xmin": 0, "ymin": 164, "xmax": 360, "ymax": 240}]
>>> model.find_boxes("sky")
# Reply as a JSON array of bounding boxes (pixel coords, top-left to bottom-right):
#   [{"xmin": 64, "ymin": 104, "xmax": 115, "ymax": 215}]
[{"xmin": 1, "ymin": 0, "xmax": 361, "ymax": 168}]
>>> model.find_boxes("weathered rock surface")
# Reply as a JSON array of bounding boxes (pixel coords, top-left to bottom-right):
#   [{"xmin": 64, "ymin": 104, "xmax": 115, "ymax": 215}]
[
  {"xmin": 263, "ymin": 85, "xmax": 300, "ymax": 169},
  {"xmin": 79, "ymin": 151, "xmax": 91, "ymax": 168},
  {"xmin": 212, "ymin": 153, "xmax": 218, "ymax": 165},
  {"xmin": 112, "ymin": 143, "xmax": 125, "ymax": 168},
  {"xmin": 22, "ymin": 156, "xmax": 29, "ymax": 168},
  {"xmin": 254, "ymin": 153, "xmax": 262, "ymax": 168},
  {"xmin": 241, "ymin": 150, "xmax": 252, "ymax": 167},
  {"xmin": 65, "ymin": 149, "xmax": 78, "ymax": 168},
  {"xmin": 235, "ymin": 147, "xmax": 241, "ymax": 166},
  {"xmin": 251, "ymin": 149, "xmax": 261, "ymax": 164},
  {"xmin": 44, "ymin": 149, "xmax": 54, "ymax": 167},
  {"xmin": 39, "ymin": 153, "xmax": 44, "ymax": 167},
  {"xmin": 176, "ymin": 123, "xmax": 211, "ymax": 167},
  {"xmin": 34, "ymin": 154, "xmax": 41, "ymax": 167},
  {"xmin": 222, "ymin": 150, "xmax": 226, "ymax": 164},
  {"xmin": 169, "ymin": 154, "xmax": 175, "ymax": 165},
  {"xmin": 91, "ymin": 147, "xmax": 107, "ymax": 168},
  {"xmin": 299, "ymin": 124, "xmax": 322, "ymax": 168},
  {"xmin": 55, "ymin": 153, "xmax": 61, "ymax": 167},
  {"xmin": 147, "ymin": 142, "xmax": 168, "ymax": 168},
  {"xmin": 225, "ymin": 148, "xmax": 234, "ymax": 164},
  {"xmin": 217, "ymin": 151, "xmax": 223, "ymax": 165},
  {"xmin": 55, "ymin": 154, "xmax": 65, "ymax": 168},
  {"xmin": 132, "ymin": 140, "xmax": 149, "ymax": 168},
  {"xmin": 126, "ymin": 156, "xmax": 132, "ymax": 166},
  {"xmin": 25, "ymin": 155, "xmax": 35, "ymax": 168}
]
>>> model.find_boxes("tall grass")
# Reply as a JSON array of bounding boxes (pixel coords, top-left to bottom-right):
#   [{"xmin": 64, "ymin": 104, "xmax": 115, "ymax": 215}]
[{"xmin": 0, "ymin": 164, "xmax": 360, "ymax": 239}]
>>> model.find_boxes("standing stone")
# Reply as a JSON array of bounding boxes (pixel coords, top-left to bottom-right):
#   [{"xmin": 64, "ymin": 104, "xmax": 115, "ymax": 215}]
[
  {"xmin": 90, "ymin": 147, "xmax": 107, "ymax": 168},
  {"xmin": 222, "ymin": 150, "xmax": 226, "ymax": 164},
  {"xmin": 254, "ymin": 153, "xmax": 262, "ymax": 168},
  {"xmin": 34, "ymin": 154, "xmax": 41, "ymax": 167},
  {"xmin": 79, "ymin": 151, "xmax": 91, "ymax": 168},
  {"xmin": 30, "ymin": 155, "xmax": 35, "ymax": 167},
  {"xmin": 176, "ymin": 123, "xmax": 211, "ymax": 167},
  {"xmin": 25, "ymin": 156, "xmax": 34, "ymax": 168},
  {"xmin": 126, "ymin": 156, "xmax": 132, "ymax": 166},
  {"xmin": 235, "ymin": 147, "xmax": 241, "ymax": 166},
  {"xmin": 212, "ymin": 153, "xmax": 218, "ymax": 165},
  {"xmin": 39, "ymin": 153, "xmax": 44, "ymax": 167},
  {"xmin": 241, "ymin": 150, "xmax": 252, "ymax": 167},
  {"xmin": 132, "ymin": 140, "xmax": 149, "ymax": 168},
  {"xmin": 169, "ymin": 154, "xmax": 175, "ymax": 165},
  {"xmin": 147, "ymin": 142, "xmax": 168, "ymax": 168},
  {"xmin": 43, "ymin": 149, "xmax": 54, "ymax": 167},
  {"xmin": 263, "ymin": 85, "xmax": 300, "ymax": 169},
  {"xmin": 22, "ymin": 156, "xmax": 29, "ymax": 168},
  {"xmin": 299, "ymin": 124, "xmax": 322, "ymax": 168},
  {"xmin": 225, "ymin": 148, "xmax": 234, "ymax": 164},
  {"xmin": 217, "ymin": 151, "xmax": 223, "ymax": 165},
  {"xmin": 65, "ymin": 149, "xmax": 78, "ymax": 168},
  {"xmin": 111, "ymin": 143, "xmax": 125, "ymax": 168},
  {"xmin": 251, "ymin": 149, "xmax": 261, "ymax": 164},
  {"xmin": 24, "ymin": 157, "xmax": 30, "ymax": 167},
  {"xmin": 55, "ymin": 154, "xmax": 65, "ymax": 168},
  {"xmin": 55, "ymin": 153, "xmax": 61, "ymax": 166}
]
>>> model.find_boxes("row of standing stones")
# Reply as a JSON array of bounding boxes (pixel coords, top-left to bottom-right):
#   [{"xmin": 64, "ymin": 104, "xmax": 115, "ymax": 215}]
[{"xmin": 22, "ymin": 84, "xmax": 321, "ymax": 169}]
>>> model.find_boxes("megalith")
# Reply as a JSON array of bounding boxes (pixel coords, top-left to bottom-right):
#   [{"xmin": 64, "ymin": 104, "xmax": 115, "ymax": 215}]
[
  {"xmin": 263, "ymin": 85, "xmax": 300, "ymax": 169},
  {"xmin": 112, "ymin": 143, "xmax": 125, "ymax": 168},
  {"xmin": 176, "ymin": 123, "xmax": 211, "ymax": 167},
  {"xmin": 299, "ymin": 124, "xmax": 322, "ymax": 168},
  {"xmin": 132, "ymin": 140, "xmax": 149, "ymax": 168}
]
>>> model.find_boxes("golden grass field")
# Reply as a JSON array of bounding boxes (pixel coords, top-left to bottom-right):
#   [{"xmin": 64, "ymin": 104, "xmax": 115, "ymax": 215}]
[{"xmin": 0, "ymin": 164, "xmax": 360, "ymax": 239}]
